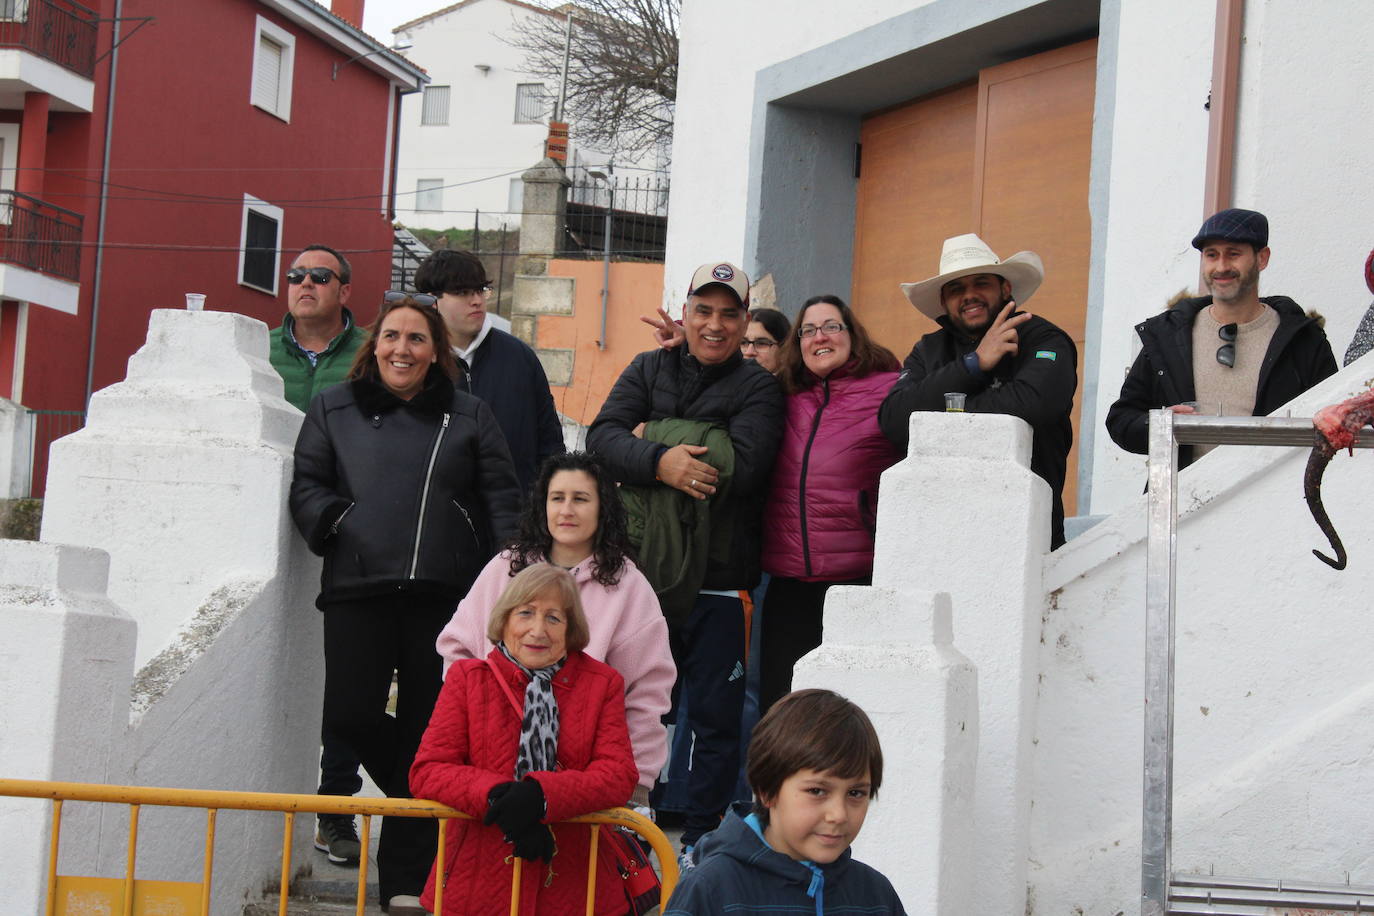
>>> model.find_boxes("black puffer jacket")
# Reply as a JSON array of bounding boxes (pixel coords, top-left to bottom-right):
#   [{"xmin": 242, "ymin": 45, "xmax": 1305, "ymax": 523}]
[
  {"xmin": 587, "ymin": 347, "xmax": 783, "ymax": 590},
  {"xmin": 290, "ymin": 370, "xmax": 522, "ymax": 609},
  {"xmin": 1106, "ymin": 296, "xmax": 1337, "ymax": 466}
]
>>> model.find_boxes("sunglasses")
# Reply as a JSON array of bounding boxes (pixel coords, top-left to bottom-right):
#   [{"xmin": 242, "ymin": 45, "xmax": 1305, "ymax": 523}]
[
  {"xmin": 1216, "ymin": 322, "xmax": 1238, "ymax": 368},
  {"xmin": 286, "ymin": 266, "xmax": 340, "ymax": 285},
  {"xmin": 382, "ymin": 290, "xmax": 438, "ymax": 307}
]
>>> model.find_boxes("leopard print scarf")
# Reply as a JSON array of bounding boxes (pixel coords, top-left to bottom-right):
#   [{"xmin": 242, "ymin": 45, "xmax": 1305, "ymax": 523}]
[{"xmin": 498, "ymin": 643, "xmax": 565, "ymax": 779}]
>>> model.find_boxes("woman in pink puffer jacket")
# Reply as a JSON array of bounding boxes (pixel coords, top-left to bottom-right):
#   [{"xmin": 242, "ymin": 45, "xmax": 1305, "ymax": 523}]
[{"xmin": 758, "ymin": 296, "xmax": 901, "ymax": 714}]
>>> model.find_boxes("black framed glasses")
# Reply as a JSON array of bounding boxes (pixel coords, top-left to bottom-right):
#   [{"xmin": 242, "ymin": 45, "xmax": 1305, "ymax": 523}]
[
  {"xmin": 449, "ymin": 286, "xmax": 493, "ymax": 298},
  {"xmin": 1216, "ymin": 322, "xmax": 1238, "ymax": 367},
  {"xmin": 286, "ymin": 266, "xmax": 339, "ymax": 285},
  {"xmin": 798, "ymin": 321, "xmax": 849, "ymax": 339},
  {"xmin": 741, "ymin": 337, "xmax": 778, "ymax": 351},
  {"xmin": 383, "ymin": 290, "xmax": 438, "ymax": 307}
]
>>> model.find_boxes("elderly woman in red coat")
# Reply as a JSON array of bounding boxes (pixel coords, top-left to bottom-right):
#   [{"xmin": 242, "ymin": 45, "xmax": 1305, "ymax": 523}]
[
  {"xmin": 410, "ymin": 564, "xmax": 638, "ymax": 916},
  {"xmin": 757, "ymin": 295, "xmax": 902, "ymax": 715}
]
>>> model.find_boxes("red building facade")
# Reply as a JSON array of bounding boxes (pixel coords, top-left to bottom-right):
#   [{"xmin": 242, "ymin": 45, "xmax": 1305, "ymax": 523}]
[{"xmin": 1, "ymin": 0, "xmax": 423, "ymax": 419}]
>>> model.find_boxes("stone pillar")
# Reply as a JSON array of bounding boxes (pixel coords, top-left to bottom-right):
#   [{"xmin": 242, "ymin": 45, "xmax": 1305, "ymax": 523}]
[
  {"xmin": 0, "ymin": 541, "xmax": 135, "ymax": 911},
  {"xmin": 794, "ymin": 586, "xmax": 977, "ymax": 914},
  {"xmin": 517, "ymin": 157, "xmax": 571, "ymax": 275},
  {"xmin": 0, "ymin": 397, "xmax": 33, "ymax": 498},
  {"xmin": 872, "ymin": 411, "xmax": 1050, "ymax": 916}
]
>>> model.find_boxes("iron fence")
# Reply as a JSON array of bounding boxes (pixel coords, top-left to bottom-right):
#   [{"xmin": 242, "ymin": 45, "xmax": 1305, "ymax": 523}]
[
  {"xmin": 0, "ymin": 0, "xmax": 99, "ymax": 77},
  {"xmin": 0, "ymin": 190, "xmax": 84, "ymax": 281},
  {"xmin": 25, "ymin": 407, "xmax": 83, "ymax": 498},
  {"xmin": 561, "ymin": 174, "xmax": 669, "ymax": 262}
]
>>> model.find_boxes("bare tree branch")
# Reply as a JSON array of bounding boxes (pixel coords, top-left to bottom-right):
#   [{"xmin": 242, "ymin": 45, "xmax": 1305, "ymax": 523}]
[{"xmin": 506, "ymin": 0, "xmax": 678, "ymax": 160}]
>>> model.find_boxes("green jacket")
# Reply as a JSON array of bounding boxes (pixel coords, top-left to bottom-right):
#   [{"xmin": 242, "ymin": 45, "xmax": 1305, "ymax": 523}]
[
  {"xmin": 618, "ymin": 418, "xmax": 737, "ymax": 627},
  {"xmin": 268, "ymin": 310, "xmax": 364, "ymax": 412}
]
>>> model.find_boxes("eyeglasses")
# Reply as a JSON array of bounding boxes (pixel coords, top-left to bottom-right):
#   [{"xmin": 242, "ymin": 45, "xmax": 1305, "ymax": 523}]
[
  {"xmin": 286, "ymin": 266, "xmax": 340, "ymax": 285},
  {"xmin": 449, "ymin": 286, "xmax": 493, "ymax": 298},
  {"xmin": 741, "ymin": 337, "xmax": 778, "ymax": 351},
  {"xmin": 383, "ymin": 290, "xmax": 438, "ymax": 307},
  {"xmin": 798, "ymin": 321, "xmax": 849, "ymax": 339},
  {"xmin": 1216, "ymin": 322, "xmax": 1238, "ymax": 367}
]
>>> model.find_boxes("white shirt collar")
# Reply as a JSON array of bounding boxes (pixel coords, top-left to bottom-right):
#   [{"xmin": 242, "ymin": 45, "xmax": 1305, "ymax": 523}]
[{"xmin": 452, "ymin": 316, "xmax": 493, "ymax": 362}]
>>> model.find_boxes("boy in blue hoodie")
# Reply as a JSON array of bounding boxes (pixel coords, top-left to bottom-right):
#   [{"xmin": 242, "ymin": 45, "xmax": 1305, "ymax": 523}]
[{"xmin": 663, "ymin": 688, "xmax": 906, "ymax": 915}]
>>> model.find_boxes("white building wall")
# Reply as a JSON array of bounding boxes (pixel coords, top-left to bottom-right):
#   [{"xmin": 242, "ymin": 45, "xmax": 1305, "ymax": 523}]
[
  {"xmin": 664, "ymin": 0, "xmax": 937, "ymax": 311},
  {"xmin": 393, "ymin": 0, "xmax": 659, "ymax": 232}
]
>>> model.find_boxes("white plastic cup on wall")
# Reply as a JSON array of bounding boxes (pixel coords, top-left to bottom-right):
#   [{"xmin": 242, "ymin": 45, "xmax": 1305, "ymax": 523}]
[{"xmin": 185, "ymin": 293, "xmax": 206, "ymax": 311}]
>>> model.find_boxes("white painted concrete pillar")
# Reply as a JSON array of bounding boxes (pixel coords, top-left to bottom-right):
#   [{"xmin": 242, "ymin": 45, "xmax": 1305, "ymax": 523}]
[
  {"xmin": 794, "ymin": 586, "xmax": 977, "ymax": 915},
  {"xmin": 0, "ymin": 540, "xmax": 135, "ymax": 910},
  {"xmin": 40, "ymin": 309, "xmax": 303, "ymax": 667},
  {"xmin": 0, "ymin": 396, "xmax": 34, "ymax": 498},
  {"xmin": 873, "ymin": 412, "xmax": 1050, "ymax": 916}
]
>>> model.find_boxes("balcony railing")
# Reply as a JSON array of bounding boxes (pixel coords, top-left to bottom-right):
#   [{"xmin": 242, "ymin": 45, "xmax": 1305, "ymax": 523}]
[
  {"xmin": 0, "ymin": 189, "xmax": 83, "ymax": 281},
  {"xmin": 0, "ymin": 0, "xmax": 99, "ymax": 78}
]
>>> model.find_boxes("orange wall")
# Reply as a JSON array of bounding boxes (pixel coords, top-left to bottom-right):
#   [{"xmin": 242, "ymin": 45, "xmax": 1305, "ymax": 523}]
[{"xmin": 540, "ymin": 259, "xmax": 666, "ymax": 427}]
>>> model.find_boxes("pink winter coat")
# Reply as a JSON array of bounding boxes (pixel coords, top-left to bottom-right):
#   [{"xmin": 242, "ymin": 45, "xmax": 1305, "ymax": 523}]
[
  {"xmin": 761, "ymin": 366, "xmax": 901, "ymax": 581},
  {"xmin": 436, "ymin": 552, "xmax": 674, "ymax": 790},
  {"xmin": 411, "ymin": 648, "xmax": 638, "ymax": 916}
]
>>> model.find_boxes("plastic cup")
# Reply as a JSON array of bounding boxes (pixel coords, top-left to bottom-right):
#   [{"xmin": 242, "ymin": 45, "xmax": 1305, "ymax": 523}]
[
  {"xmin": 944, "ymin": 392, "xmax": 966, "ymax": 412},
  {"xmin": 185, "ymin": 293, "xmax": 206, "ymax": 311}
]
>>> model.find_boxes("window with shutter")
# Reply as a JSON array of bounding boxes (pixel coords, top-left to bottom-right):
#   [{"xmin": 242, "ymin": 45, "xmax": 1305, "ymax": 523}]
[
  {"xmin": 251, "ymin": 16, "xmax": 295, "ymax": 122},
  {"xmin": 415, "ymin": 180, "xmax": 443, "ymax": 212},
  {"xmin": 514, "ymin": 84, "xmax": 549, "ymax": 123},
  {"xmin": 421, "ymin": 86, "xmax": 450, "ymax": 126}
]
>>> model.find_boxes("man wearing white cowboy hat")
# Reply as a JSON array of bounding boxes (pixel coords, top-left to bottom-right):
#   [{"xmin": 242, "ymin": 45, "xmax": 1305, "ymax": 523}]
[{"xmin": 878, "ymin": 233, "xmax": 1077, "ymax": 548}]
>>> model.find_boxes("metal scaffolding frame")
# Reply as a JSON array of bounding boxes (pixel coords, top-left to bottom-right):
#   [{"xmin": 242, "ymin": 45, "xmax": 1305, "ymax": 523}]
[{"xmin": 1141, "ymin": 410, "xmax": 1374, "ymax": 915}]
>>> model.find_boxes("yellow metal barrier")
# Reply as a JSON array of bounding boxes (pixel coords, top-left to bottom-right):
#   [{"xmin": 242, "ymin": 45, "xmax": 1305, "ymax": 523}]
[{"xmin": 0, "ymin": 777, "xmax": 680, "ymax": 916}]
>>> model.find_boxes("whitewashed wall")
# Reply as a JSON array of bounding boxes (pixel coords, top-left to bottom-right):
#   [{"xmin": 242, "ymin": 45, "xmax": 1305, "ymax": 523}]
[
  {"xmin": 393, "ymin": 0, "xmax": 659, "ymax": 231},
  {"xmin": 1030, "ymin": 351, "xmax": 1374, "ymax": 913},
  {"xmin": 0, "ymin": 310, "xmax": 325, "ymax": 916}
]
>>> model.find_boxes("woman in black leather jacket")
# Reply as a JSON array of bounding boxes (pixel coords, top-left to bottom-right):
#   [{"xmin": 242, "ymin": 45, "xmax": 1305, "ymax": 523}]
[{"xmin": 289, "ymin": 292, "xmax": 521, "ymax": 913}]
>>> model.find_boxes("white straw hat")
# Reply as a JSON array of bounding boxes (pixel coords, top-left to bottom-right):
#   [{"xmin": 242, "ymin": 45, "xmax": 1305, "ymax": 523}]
[{"xmin": 900, "ymin": 233, "xmax": 1044, "ymax": 321}]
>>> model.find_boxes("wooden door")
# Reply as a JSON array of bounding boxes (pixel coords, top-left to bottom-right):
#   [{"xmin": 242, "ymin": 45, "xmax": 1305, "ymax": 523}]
[{"xmin": 851, "ymin": 39, "xmax": 1097, "ymax": 516}]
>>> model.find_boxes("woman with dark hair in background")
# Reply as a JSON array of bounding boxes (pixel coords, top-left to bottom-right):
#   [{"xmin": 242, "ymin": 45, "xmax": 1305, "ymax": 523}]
[
  {"xmin": 757, "ymin": 295, "xmax": 902, "ymax": 715},
  {"xmin": 435, "ymin": 451, "xmax": 674, "ymax": 805},
  {"xmin": 742, "ymin": 308, "xmax": 792, "ymax": 374},
  {"xmin": 290, "ymin": 292, "xmax": 521, "ymax": 915}
]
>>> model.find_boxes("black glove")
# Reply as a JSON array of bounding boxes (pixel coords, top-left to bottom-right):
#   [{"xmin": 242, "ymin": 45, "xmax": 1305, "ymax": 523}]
[
  {"xmin": 483, "ymin": 779, "xmax": 546, "ymax": 837},
  {"xmin": 510, "ymin": 822, "xmax": 556, "ymax": 862}
]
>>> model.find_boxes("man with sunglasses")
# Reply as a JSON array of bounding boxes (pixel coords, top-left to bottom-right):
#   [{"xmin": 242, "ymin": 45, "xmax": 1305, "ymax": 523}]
[
  {"xmin": 414, "ymin": 249, "xmax": 564, "ymax": 491},
  {"xmin": 1107, "ymin": 208, "xmax": 1336, "ymax": 468},
  {"xmin": 267, "ymin": 244, "xmax": 369, "ymax": 868},
  {"xmin": 269, "ymin": 245, "xmax": 365, "ymax": 414}
]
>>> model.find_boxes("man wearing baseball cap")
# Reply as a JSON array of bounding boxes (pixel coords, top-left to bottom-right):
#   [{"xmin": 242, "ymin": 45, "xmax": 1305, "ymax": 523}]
[
  {"xmin": 879, "ymin": 233, "xmax": 1078, "ymax": 548},
  {"xmin": 1106, "ymin": 208, "xmax": 1336, "ymax": 468},
  {"xmin": 588, "ymin": 261, "xmax": 783, "ymax": 863}
]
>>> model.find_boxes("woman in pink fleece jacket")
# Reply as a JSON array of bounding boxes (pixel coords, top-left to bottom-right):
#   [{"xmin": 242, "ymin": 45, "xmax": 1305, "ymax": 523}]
[{"xmin": 436, "ymin": 452, "xmax": 674, "ymax": 801}]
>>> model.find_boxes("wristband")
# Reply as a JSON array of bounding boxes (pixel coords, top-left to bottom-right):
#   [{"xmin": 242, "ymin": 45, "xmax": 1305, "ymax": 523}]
[{"xmin": 961, "ymin": 351, "xmax": 984, "ymax": 380}]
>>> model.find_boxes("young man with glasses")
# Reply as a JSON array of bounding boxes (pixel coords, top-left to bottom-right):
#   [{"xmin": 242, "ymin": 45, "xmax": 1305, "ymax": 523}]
[
  {"xmin": 269, "ymin": 245, "xmax": 365, "ymax": 414},
  {"xmin": 880, "ymin": 233, "xmax": 1076, "ymax": 548},
  {"xmin": 1107, "ymin": 208, "xmax": 1337, "ymax": 468},
  {"xmin": 268, "ymin": 244, "xmax": 368, "ymax": 868},
  {"xmin": 414, "ymin": 249, "xmax": 564, "ymax": 491}
]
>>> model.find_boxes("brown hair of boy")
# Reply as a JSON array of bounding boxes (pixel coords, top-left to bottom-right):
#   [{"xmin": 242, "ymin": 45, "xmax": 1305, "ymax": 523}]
[{"xmin": 746, "ymin": 688, "xmax": 883, "ymax": 814}]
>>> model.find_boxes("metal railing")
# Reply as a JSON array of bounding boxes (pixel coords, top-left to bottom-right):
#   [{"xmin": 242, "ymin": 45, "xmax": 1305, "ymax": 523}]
[
  {"xmin": 0, "ymin": 0, "xmax": 99, "ymax": 78},
  {"xmin": 561, "ymin": 175, "xmax": 669, "ymax": 262},
  {"xmin": 23, "ymin": 407, "xmax": 83, "ymax": 498},
  {"xmin": 0, "ymin": 191, "xmax": 84, "ymax": 281},
  {"xmin": 0, "ymin": 777, "xmax": 679, "ymax": 916},
  {"xmin": 1141, "ymin": 412, "xmax": 1374, "ymax": 915}
]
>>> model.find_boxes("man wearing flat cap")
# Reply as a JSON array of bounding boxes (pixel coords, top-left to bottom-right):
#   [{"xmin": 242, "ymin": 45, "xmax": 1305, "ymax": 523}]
[
  {"xmin": 879, "ymin": 233, "xmax": 1078, "ymax": 548},
  {"xmin": 1106, "ymin": 207, "xmax": 1336, "ymax": 468}
]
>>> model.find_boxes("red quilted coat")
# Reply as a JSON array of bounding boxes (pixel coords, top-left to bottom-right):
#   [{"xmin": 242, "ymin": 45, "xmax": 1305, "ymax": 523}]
[
  {"xmin": 761, "ymin": 365, "xmax": 901, "ymax": 581},
  {"xmin": 410, "ymin": 648, "xmax": 639, "ymax": 916}
]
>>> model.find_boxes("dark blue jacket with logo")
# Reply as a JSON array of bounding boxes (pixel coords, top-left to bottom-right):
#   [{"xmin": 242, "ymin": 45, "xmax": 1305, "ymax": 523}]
[{"xmin": 664, "ymin": 806, "xmax": 906, "ymax": 916}]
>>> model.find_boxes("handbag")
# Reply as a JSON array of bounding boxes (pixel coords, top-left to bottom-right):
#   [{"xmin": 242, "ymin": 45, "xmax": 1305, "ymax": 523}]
[{"xmin": 599, "ymin": 824, "xmax": 662, "ymax": 916}]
